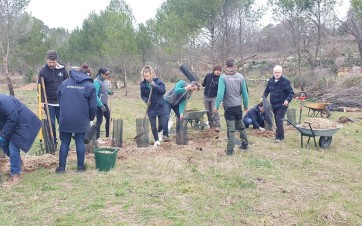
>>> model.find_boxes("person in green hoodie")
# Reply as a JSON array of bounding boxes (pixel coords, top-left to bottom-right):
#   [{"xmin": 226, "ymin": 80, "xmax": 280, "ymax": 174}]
[
  {"xmin": 162, "ymin": 80, "xmax": 201, "ymax": 140},
  {"xmin": 214, "ymin": 58, "xmax": 249, "ymax": 155},
  {"xmin": 94, "ymin": 67, "xmax": 114, "ymax": 143}
]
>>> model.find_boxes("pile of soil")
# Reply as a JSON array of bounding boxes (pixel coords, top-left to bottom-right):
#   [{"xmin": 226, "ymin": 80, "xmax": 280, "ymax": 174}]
[{"xmin": 299, "ymin": 118, "xmax": 341, "ymax": 130}]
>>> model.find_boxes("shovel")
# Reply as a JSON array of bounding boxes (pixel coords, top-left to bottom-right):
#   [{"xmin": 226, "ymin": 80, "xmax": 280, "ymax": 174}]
[
  {"xmin": 41, "ymin": 77, "xmax": 57, "ymax": 153},
  {"xmin": 134, "ymin": 87, "xmax": 153, "ymax": 139}
]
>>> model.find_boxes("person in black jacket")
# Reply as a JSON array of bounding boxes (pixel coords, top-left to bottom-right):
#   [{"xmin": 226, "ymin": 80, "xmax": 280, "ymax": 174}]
[
  {"xmin": 243, "ymin": 102, "xmax": 266, "ymax": 131},
  {"xmin": 55, "ymin": 68, "xmax": 97, "ymax": 173},
  {"xmin": 38, "ymin": 50, "xmax": 68, "ymax": 145},
  {"xmin": 202, "ymin": 65, "xmax": 222, "ymax": 131},
  {"xmin": 0, "ymin": 95, "xmax": 42, "ymax": 186},
  {"xmin": 140, "ymin": 66, "xmax": 166, "ymax": 146},
  {"xmin": 263, "ymin": 65, "xmax": 294, "ymax": 143}
]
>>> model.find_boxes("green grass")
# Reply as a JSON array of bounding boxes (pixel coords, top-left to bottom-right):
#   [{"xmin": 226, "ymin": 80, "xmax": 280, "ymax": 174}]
[{"xmin": 0, "ymin": 81, "xmax": 361, "ymax": 225}]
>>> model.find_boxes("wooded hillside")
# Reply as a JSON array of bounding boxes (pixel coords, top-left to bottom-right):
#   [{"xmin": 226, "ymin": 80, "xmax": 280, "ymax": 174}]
[{"xmin": 1, "ymin": 0, "xmax": 362, "ymax": 107}]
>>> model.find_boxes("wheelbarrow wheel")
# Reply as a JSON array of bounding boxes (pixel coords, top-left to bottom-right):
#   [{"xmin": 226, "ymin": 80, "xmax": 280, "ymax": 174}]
[{"xmin": 319, "ymin": 136, "xmax": 332, "ymax": 149}]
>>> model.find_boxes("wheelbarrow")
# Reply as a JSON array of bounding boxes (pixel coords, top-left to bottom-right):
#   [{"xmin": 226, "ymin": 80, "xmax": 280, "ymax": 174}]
[
  {"xmin": 184, "ymin": 110, "xmax": 208, "ymax": 130},
  {"xmin": 286, "ymin": 119, "xmax": 342, "ymax": 149},
  {"xmin": 303, "ymin": 102, "xmax": 332, "ymax": 118}
]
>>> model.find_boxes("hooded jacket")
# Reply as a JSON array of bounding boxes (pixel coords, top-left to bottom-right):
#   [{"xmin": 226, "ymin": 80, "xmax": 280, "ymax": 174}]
[
  {"xmin": 38, "ymin": 63, "xmax": 68, "ymax": 105},
  {"xmin": 202, "ymin": 72, "xmax": 220, "ymax": 97},
  {"xmin": 140, "ymin": 77, "xmax": 166, "ymax": 117},
  {"xmin": 57, "ymin": 69, "xmax": 97, "ymax": 133},
  {"xmin": 0, "ymin": 95, "xmax": 41, "ymax": 152}
]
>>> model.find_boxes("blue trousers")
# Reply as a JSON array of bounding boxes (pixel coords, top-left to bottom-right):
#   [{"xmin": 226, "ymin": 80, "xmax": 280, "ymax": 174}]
[
  {"xmin": 162, "ymin": 99, "xmax": 181, "ymax": 137},
  {"xmin": 58, "ymin": 132, "xmax": 85, "ymax": 170},
  {"xmin": 45, "ymin": 105, "xmax": 60, "ymax": 144},
  {"xmin": 1, "ymin": 141, "xmax": 21, "ymax": 176}
]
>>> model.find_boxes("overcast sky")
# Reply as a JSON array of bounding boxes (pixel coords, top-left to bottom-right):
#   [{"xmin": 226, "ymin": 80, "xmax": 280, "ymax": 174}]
[
  {"xmin": 26, "ymin": 0, "xmax": 165, "ymax": 31},
  {"xmin": 26, "ymin": 0, "xmax": 349, "ymax": 31}
]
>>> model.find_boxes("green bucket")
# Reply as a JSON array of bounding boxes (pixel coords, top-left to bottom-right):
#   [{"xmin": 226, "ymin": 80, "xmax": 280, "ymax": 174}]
[{"xmin": 94, "ymin": 148, "xmax": 118, "ymax": 171}]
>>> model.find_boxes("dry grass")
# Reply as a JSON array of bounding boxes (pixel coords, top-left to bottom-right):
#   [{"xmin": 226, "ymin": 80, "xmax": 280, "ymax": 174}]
[{"xmin": 0, "ymin": 81, "xmax": 361, "ymax": 225}]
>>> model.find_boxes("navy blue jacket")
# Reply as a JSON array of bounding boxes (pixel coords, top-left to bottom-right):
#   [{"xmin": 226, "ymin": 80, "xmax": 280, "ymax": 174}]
[
  {"xmin": 140, "ymin": 77, "xmax": 166, "ymax": 117},
  {"xmin": 263, "ymin": 76, "xmax": 294, "ymax": 109},
  {"xmin": 38, "ymin": 63, "xmax": 68, "ymax": 104},
  {"xmin": 57, "ymin": 69, "xmax": 97, "ymax": 133},
  {"xmin": 244, "ymin": 104, "xmax": 265, "ymax": 128},
  {"xmin": 0, "ymin": 95, "xmax": 41, "ymax": 152},
  {"xmin": 202, "ymin": 73, "xmax": 220, "ymax": 97}
]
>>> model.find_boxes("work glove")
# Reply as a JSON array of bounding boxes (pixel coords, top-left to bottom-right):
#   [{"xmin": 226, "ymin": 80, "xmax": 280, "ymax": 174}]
[
  {"xmin": 101, "ymin": 105, "xmax": 107, "ymax": 112},
  {"xmin": 108, "ymin": 90, "xmax": 114, "ymax": 95},
  {"xmin": 150, "ymin": 81, "xmax": 157, "ymax": 87}
]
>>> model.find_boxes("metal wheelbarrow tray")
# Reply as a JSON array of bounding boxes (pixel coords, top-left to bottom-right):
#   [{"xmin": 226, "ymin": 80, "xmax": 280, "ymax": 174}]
[
  {"xmin": 287, "ymin": 119, "xmax": 342, "ymax": 149},
  {"xmin": 184, "ymin": 110, "xmax": 208, "ymax": 130},
  {"xmin": 303, "ymin": 102, "xmax": 332, "ymax": 118}
]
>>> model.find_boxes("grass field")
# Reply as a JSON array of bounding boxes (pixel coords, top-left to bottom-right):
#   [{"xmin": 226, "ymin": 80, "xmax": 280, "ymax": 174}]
[{"xmin": 0, "ymin": 81, "xmax": 361, "ymax": 225}]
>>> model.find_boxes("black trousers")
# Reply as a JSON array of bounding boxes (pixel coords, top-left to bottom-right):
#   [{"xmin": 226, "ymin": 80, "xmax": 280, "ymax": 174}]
[
  {"xmin": 273, "ymin": 108, "xmax": 287, "ymax": 140},
  {"xmin": 95, "ymin": 104, "xmax": 110, "ymax": 139}
]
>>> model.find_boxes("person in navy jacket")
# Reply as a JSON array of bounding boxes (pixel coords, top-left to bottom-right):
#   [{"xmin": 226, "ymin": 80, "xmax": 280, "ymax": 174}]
[
  {"xmin": 263, "ymin": 65, "xmax": 294, "ymax": 143},
  {"xmin": 140, "ymin": 66, "xmax": 166, "ymax": 146},
  {"xmin": 243, "ymin": 102, "xmax": 267, "ymax": 131},
  {"xmin": 55, "ymin": 68, "xmax": 97, "ymax": 173},
  {"xmin": 0, "ymin": 94, "xmax": 41, "ymax": 186}
]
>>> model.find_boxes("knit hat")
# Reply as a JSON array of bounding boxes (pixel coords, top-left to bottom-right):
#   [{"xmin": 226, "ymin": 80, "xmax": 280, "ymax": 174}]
[
  {"xmin": 98, "ymin": 67, "xmax": 109, "ymax": 75},
  {"xmin": 46, "ymin": 50, "xmax": 58, "ymax": 61}
]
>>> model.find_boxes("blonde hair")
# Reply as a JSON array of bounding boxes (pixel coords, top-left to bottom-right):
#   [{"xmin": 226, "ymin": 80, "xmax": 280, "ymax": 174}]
[{"xmin": 141, "ymin": 65, "xmax": 156, "ymax": 81}]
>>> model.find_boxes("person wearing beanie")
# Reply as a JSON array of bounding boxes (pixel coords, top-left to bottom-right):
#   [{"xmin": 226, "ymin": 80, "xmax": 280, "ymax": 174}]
[
  {"xmin": 202, "ymin": 65, "xmax": 222, "ymax": 132},
  {"xmin": 214, "ymin": 58, "xmax": 249, "ymax": 155},
  {"xmin": 55, "ymin": 68, "xmax": 97, "ymax": 173},
  {"xmin": 94, "ymin": 67, "xmax": 114, "ymax": 143},
  {"xmin": 140, "ymin": 65, "xmax": 166, "ymax": 146},
  {"xmin": 38, "ymin": 50, "xmax": 68, "ymax": 146}
]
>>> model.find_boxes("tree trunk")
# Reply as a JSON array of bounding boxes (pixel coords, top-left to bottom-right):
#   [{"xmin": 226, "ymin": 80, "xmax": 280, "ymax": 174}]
[
  {"xmin": 123, "ymin": 69, "xmax": 128, "ymax": 96},
  {"xmin": 3, "ymin": 56, "xmax": 15, "ymax": 96}
]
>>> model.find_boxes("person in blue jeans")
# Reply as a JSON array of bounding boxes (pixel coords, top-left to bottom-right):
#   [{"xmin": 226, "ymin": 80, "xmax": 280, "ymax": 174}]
[
  {"xmin": 263, "ymin": 65, "xmax": 294, "ymax": 143},
  {"xmin": 38, "ymin": 50, "xmax": 68, "ymax": 145},
  {"xmin": 243, "ymin": 102, "xmax": 267, "ymax": 132},
  {"xmin": 140, "ymin": 66, "xmax": 166, "ymax": 146},
  {"xmin": 163, "ymin": 80, "xmax": 201, "ymax": 140},
  {"xmin": 0, "ymin": 95, "xmax": 42, "ymax": 186},
  {"xmin": 55, "ymin": 67, "xmax": 97, "ymax": 173}
]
